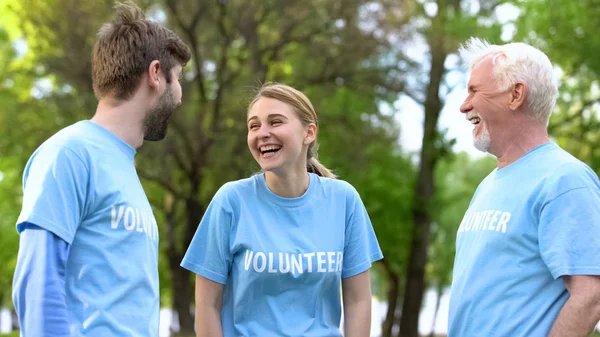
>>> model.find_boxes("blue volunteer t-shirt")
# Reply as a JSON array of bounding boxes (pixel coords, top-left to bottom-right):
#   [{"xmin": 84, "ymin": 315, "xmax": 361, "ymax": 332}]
[
  {"xmin": 449, "ymin": 142, "xmax": 600, "ymax": 337},
  {"xmin": 181, "ymin": 173, "xmax": 383, "ymax": 336},
  {"xmin": 16, "ymin": 120, "xmax": 160, "ymax": 336}
]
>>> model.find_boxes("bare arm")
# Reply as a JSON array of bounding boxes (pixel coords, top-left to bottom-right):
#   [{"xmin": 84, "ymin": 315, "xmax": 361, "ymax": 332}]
[
  {"xmin": 342, "ymin": 270, "xmax": 372, "ymax": 337},
  {"xmin": 194, "ymin": 275, "xmax": 225, "ymax": 337},
  {"xmin": 549, "ymin": 275, "xmax": 600, "ymax": 337}
]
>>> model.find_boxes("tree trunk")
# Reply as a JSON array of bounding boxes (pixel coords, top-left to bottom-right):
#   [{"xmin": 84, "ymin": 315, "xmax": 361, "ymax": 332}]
[
  {"xmin": 11, "ymin": 306, "xmax": 18, "ymax": 331},
  {"xmin": 428, "ymin": 284, "xmax": 444, "ymax": 337},
  {"xmin": 381, "ymin": 266, "xmax": 400, "ymax": 337},
  {"xmin": 170, "ymin": 263, "xmax": 195, "ymax": 337},
  {"xmin": 166, "ymin": 229, "xmax": 194, "ymax": 335},
  {"xmin": 164, "ymin": 182, "xmax": 204, "ymax": 337},
  {"xmin": 0, "ymin": 292, "xmax": 4, "ymax": 331},
  {"xmin": 398, "ymin": 4, "xmax": 450, "ymax": 337}
]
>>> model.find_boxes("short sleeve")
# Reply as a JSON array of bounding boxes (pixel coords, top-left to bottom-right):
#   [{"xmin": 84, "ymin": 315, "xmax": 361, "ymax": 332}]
[
  {"xmin": 539, "ymin": 186, "xmax": 600, "ymax": 279},
  {"xmin": 181, "ymin": 192, "xmax": 234, "ymax": 285},
  {"xmin": 342, "ymin": 189, "xmax": 383, "ymax": 279},
  {"xmin": 17, "ymin": 145, "xmax": 89, "ymax": 244}
]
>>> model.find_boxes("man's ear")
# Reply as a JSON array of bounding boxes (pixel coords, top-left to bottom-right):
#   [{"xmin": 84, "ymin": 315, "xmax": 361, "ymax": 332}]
[
  {"xmin": 148, "ymin": 60, "xmax": 161, "ymax": 90},
  {"xmin": 509, "ymin": 82, "xmax": 528, "ymax": 111}
]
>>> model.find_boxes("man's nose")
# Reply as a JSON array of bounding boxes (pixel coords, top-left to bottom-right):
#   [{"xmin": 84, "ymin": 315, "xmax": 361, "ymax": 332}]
[{"xmin": 460, "ymin": 98, "xmax": 472, "ymax": 114}]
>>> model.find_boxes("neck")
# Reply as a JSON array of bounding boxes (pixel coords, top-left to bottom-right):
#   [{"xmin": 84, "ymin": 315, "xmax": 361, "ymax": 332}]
[
  {"xmin": 91, "ymin": 98, "xmax": 146, "ymax": 149},
  {"xmin": 264, "ymin": 168, "xmax": 310, "ymax": 198},
  {"xmin": 493, "ymin": 119, "xmax": 549, "ymax": 169}
]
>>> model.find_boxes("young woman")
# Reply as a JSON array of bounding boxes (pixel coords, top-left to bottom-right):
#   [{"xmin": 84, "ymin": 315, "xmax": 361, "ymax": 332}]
[{"xmin": 181, "ymin": 83, "xmax": 383, "ymax": 337}]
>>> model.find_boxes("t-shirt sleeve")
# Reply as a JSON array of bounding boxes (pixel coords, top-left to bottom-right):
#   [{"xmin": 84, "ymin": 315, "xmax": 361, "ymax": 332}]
[
  {"xmin": 181, "ymin": 190, "xmax": 234, "ymax": 285},
  {"xmin": 17, "ymin": 145, "xmax": 89, "ymax": 244},
  {"xmin": 342, "ymin": 188, "xmax": 383, "ymax": 279},
  {"xmin": 539, "ymin": 169, "xmax": 600, "ymax": 279}
]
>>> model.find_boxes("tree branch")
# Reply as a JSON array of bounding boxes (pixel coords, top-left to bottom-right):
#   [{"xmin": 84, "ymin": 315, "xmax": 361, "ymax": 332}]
[
  {"xmin": 165, "ymin": 0, "xmax": 208, "ymax": 103},
  {"xmin": 165, "ymin": 137, "xmax": 192, "ymax": 177},
  {"xmin": 549, "ymin": 99, "xmax": 599, "ymax": 134},
  {"xmin": 170, "ymin": 118, "xmax": 200, "ymax": 170},
  {"xmin": 138, "ymin": 167, "xmax": 186, "ymax": 201},
  {"xmin": 212, "ymin": 0, "xmax": 232, "ymax": 134},
  {"xmin": 259, "ymin": 24, "xmax": 326, "ymax": 60}
]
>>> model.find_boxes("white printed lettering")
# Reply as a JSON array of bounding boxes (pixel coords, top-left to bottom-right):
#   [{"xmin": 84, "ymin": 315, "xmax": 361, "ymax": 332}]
[
  {"xmin": 244, "ymin": 250, "xmax": 343, "ymax": 274},
  {"xmin": 124, "ymin": 207, "xmax": 135, "ymax": 231},
  {"xmin": 465, "ymin": 213, "xmax": 474, "ymax": 231},
  {"xmin": 497, "ymin": 212, "xmax": 511, "ymax": 233},
  {"xmin": 254, "ymin": 252, "xmax": 266, "ymax": 272},
  {"xmin": 483, "ymin": 210, "xmax": 494, "ymax": 230},
  {"xmin": 489, "ymin": 211, "xmax": 502, "ymax": 231},
  {"xmin": 111, "ymin": 205, "xmax": 124, "ymax": 229},
  {"xmin": 336, "ymin": 252, "xmax": 343, "ymax": 272},
  {"xmin": 292, "ymin": 254, "xmax": 303, "ymax": 274},
  {"xmin": 304, "ymin": 253, "xmax": 315, "ymax": 272},
  {"xmin": 268, "ymin": 252, "xmax": 277, "ymax": 273},
  {"xmin": 244, "ymin": 250, "xmax": 254, "ymax": 270},
  {"xmin": 457, "ymin": 210, "xmax": 512, "ymax": 235},
  {"xmin": 135, "ymin": 208, "xmax": 144, "ymax": 232},
  {"xmin": 109, "ymin": 204, "xmax": 159, "ymax": 242},
  {"xmin": 327, "ymin": 252, "xmax": 336, "ymax": 272},
  {"xmin": 279, "ymin": 253, "xmax": 291, "ymax": 273},
  {"xmin": 317, "ymin": 252, "xmax": 327, "ymax": 272}
]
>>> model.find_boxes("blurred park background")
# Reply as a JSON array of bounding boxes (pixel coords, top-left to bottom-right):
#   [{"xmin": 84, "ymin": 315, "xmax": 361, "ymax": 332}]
[{"xmin": 1, "ymin": 0, "xmax": 600, "ymax": 336}]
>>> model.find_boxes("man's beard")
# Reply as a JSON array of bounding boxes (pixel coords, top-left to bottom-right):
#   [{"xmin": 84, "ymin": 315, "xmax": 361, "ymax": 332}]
[
  {"xmin": 474, "ymin": 124, "xmax": 491, "ymax": 152},
  {"xmin": 143, "ymin": 86, "xmax": 177, "ymax": 141}
]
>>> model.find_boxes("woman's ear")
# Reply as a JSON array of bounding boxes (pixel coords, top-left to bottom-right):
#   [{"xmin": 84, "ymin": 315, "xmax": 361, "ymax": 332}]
[{"xmin": 304, "ymin": 123, "xmax": 317, "ymax": 145}]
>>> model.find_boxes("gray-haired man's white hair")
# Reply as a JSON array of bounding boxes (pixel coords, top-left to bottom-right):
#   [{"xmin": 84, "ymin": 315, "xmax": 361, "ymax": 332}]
[{"xmin": 458, "ymin": 37, "xmax": 559, "ymax": 126}]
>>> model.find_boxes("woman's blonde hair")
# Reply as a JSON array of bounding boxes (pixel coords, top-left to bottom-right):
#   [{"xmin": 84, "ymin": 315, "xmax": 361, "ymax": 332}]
[{"xmin": 248, "ymin": 82, "xmax": 336, "ymax": 179}]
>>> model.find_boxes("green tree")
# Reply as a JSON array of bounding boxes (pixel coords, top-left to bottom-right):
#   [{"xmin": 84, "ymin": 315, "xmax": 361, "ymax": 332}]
[{"xmin": 0, "ymin": 25, "xmax": 24, "ymax": 314}]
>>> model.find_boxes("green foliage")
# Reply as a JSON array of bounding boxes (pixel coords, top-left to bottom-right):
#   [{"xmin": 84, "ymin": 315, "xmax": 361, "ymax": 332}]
[
  {"xmin": 0, "ymin": 24, "xmax": 23, "ymax": 308},
  {"xmin": 514, "ymin": 0, "xmax": 600, "ymax": 75}
]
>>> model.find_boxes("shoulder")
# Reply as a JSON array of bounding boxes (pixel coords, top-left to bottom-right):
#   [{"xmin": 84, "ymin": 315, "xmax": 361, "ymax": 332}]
[
  {"xmin": 541, "ymin": 145, "xmax": 600, "ymax": 198},
  {"xmin": 25, "ymin": 123, "xmax": 95, "ymax": 176},
  {"xmin": 211, "ymin": 175, "xmax": 260, "ymax": 210},
  {"xmin": 547, "ymin": 145, "xmax": 597, "ymax": 183},
  {"xmin": 313, "ymin": 174, "xmax": 362, "ymax": 204},
  {"xmin": 31, "ymin": 122, "xmax": 96, "ymax": 165}
]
